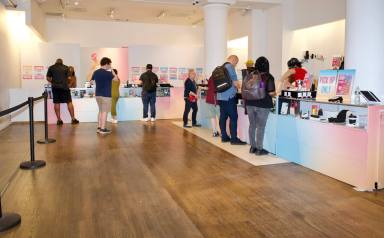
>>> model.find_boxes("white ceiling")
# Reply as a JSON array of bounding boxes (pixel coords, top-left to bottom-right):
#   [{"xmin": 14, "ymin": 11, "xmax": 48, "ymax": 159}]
[{"xmin": 33, "ymin": 0, "xmax": 280, "ymax": 26}]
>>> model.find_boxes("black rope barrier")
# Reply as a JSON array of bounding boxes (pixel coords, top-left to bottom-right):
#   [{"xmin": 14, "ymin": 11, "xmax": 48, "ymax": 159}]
[
  {"xmin": 37, "ymin": 92, "xmax": 56, "ymax": 144},
  {"xmin": 19, "ymin": 97, "xmax": 47, "ymax": 170},
  {"xmin": 0, "ymin": 92, "xmax": 52, "ymax": 232},
  {"xmin": 0, "ymin": 101, "xmax": 29, "ymax": 118}
]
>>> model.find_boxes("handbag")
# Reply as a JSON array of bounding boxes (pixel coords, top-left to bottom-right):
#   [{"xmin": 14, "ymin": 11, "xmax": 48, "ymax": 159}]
[{"xmin": 188, "ymin": 94, "xmax": 197, "ymax": 103}]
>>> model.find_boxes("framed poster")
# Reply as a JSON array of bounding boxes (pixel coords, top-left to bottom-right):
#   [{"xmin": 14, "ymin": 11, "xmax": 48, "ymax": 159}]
[
  {"xmin": 131, "ymin": 67, "xmax": 141, "ymax": 81},
  {"xmin": 22, "ymin": 65, "xmax": 33, "ymax": 80},
  {"xmin": 152, "ymin": 67, "xmax": 159, "ymax": 75},
  {"xmin": 178, "ymin": 68, "xmax": 188, "ymax": 81},
  {"xmin": 196, "ymin": 67, "xmax": 204, "ymax": 81},
  {"xmin": 317, "ymin": 70, "xmax": 338, "ymax": 100},
  {"xmin": 159, "ymin": 67, "xmax": 169, "ymax": 83},
  {"xmin": 336, "ymin": 69, "xmax": 355, "ymax": 97},
  {"xmin": 169, "ymin": 67, "xmax": 177, "ymax": 81},
  {"xmin": 33, "ymin": 66, "xmax": 45, "ymax": 80}
]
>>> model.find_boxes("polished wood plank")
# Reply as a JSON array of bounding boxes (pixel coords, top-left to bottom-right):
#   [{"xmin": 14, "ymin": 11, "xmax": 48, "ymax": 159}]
[{"xmin": 0, "ymin": 121, "xmax": 383, "ymax": 238}]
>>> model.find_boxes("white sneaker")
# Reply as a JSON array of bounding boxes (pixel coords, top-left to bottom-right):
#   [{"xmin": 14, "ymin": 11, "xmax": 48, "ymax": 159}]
[
  {"xmin": 141, "ymin": 117, "xmax": 149, "ymax": 122},
  {"xmin": 111, "ymin": 119, "xmax": 118, "ymax": 124},
  {"xmin": 151, "ymin": 118, "xmax": 156, "ymax": 122}
]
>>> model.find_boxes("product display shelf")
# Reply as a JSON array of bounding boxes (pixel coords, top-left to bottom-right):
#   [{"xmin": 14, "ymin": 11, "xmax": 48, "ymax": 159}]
[{"xmin": 274, "ymin": 97, "xmax": 384, "ymax": 191}]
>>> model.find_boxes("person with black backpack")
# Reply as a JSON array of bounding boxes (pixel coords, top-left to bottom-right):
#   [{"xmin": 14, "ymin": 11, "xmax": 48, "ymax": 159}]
[
  {"xmin": 242, "ymin": 57, "xmax": 276, "ymax": 155},
  {"xmin": 214, "ymin": 55, "xmax": 246, "ymax": 145},
  {"xmin": 139, "ymin": 64, "xmax": 159, "ymax": 122}
]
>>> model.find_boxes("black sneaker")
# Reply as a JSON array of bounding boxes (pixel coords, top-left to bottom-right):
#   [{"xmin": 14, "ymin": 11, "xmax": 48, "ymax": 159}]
[
  {"xmin": 97, "ymin": 127, "xmax": 101, "ymax": 133},
  {"xmin": 183, "ymin": 125, "xmax": 192, "ymax": 128},
  {"xmin": 57, "ymin": 120, "xmax": 63, "ymax": 125},
  {"xmin": 71, "ymin": 118, "xmax": 79, "ymax": 124},
  {"xmin": 212, "ymin": 131, "xmax": 220, "ymax": 137},
  {"xmin": 192, "ymin": 124, "xmax": 201, "ymax": 127},
  {"xmin": 221, "ymin": 137, "xmax": 231, "ymax": 143},
  {"xmin": 231, "ymin": 138, "xmax": 247, "ymax": 145},
  {"xmin": 256, "ymin": 149, "xmax": 269, "ymax": 156},
  {"xmin": 99, "ymin": 128, "xmax": 111, "ymax": 135},
  {"xmin": 249, "ymin": 147, "xmax": 257, "ymax": 154}
]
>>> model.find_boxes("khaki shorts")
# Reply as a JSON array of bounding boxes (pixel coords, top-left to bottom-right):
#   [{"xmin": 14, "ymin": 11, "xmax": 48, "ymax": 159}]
[
  {"xmin": 96, "ymin": 96, "xmax": 112, "ymax": 113},
  {"xmin": 207, "ymin": 104, "xmax": 220, "ymax": 118}
]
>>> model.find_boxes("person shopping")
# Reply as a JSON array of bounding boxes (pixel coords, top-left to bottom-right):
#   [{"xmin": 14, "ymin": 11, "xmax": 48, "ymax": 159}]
[
  {"xmin": 139, "ymin": 64, "xmax": 158, "ymax": 122},
  {"xmin": 246, "ymin": 57, "xmax": 276, "ymax": 155},
  {"xmin": 91, "ymin": 57, "xmax": 118, "ymax": 135},
  {"xmin": 67, "ymin": 66, "xmax": 77, "ymax": 88},
  {"xmin": 205, "ymin": 76, "xmax": 220, "ymax": 137},
  {"xmin": 183, "ymin": 69, "xmax": 201, "ymax": 128},
  {"xmin": 110, "ymin": 69, "xmax": 120, "ymax": 124},
  {"xmin": 217, "ymin": 55, "xmax": 246, "ymax": 145},
  {"xmin": 279, "ymin": 57, "xmax": 307, "ymax": 93},
  {"xmin": 46, "ymin": 59, "xmax": 79, "ymax": 125}
]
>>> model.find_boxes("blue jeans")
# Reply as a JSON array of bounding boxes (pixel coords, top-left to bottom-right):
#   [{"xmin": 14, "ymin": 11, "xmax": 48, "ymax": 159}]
[
  {"xmin": 142, "ymin": 91, "xmax": 156, "ymax": 118},
  {"xmin": 218, "ymin": 97, "xmax": 238, "ymax": 141}
]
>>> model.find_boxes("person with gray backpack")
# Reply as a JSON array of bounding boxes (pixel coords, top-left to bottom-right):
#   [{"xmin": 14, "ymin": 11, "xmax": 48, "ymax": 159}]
[{"xmin": 242, "ymin": 56, "xmax": 276, "ymax": 155}]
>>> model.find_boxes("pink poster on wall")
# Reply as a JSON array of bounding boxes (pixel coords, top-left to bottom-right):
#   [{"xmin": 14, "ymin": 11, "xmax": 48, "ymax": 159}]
[
  {"xmin": 159, "ymin": 67, "xmax": 168, "ymax": 83},
  {"xmin": 81, "ymin": 47, "xmax": 129, "ymax": 85},
  {"xmin": 22, "ymin": 65, "xmax": 33, "ymax": 80},
  {"xmin": 178, "ymin": 68, "xmax": 188, "ymax": 81},
  {"xmin": 169, "ymin": 67, "xmax": 177, "ymax": 81},
  {"xmin": 33, "ymin": 66, "xmax": 45, "ymax": 80},
  {"xmin": 131, "ymin": 67, "xmax": 141, "ymax": 81}
]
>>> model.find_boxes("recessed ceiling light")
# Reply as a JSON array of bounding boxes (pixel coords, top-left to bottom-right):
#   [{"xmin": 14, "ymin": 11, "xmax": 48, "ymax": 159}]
[{"xmin": 74, "ymin": 1, "xmax": 79, "ymax": 6}]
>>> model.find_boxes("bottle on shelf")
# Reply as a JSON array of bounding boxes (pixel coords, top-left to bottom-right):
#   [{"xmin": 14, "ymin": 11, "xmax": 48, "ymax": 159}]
[{"xmin": 354, "ymin": 86, "xmax": 361, "ymax": 105}]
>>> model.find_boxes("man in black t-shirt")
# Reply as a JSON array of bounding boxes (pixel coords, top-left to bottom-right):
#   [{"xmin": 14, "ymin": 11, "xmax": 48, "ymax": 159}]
[
  {"xmin": 139, "ymin": 64, "xmax": 159, "ymax": 122},
  {"xmin": 46, "ymin": 59, "xmax": 79, "ymax": 125}
]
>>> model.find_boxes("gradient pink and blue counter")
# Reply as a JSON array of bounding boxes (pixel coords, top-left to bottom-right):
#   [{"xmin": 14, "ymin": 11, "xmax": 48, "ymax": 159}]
[
  {"xmin": 198, "ymin": 100, "xmax": 384, "ymax": 191},
  {"xmin": 10, "ymin": 88, "xmax": 185, "ymax": 123}
]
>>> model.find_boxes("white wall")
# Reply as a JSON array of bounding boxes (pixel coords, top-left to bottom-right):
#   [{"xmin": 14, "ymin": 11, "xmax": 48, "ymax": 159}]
[
  {"xmin": 45, "ymin": 18, "xmax": 204, "ymax": 48},
  {"xmin": 18, "ymin": 0, "xmax": 46, "ymax": 39},
  {"xmin": 228, "ymin": 6, "xmax": 283, "ymax": 80},
  {"xmin": 266, "ymin": 5, "xmax": 283, "ymax": 79},
  {"xmin": 20, "ymin": 43, "xmax": 81, "ymax": 91},
  {"xmin": 228, "ymin": 10, "xmax": 251, "ymax": 40},
  {"xmin": 281, "ymin": 0, "xmax": 346, "ymax": 76},
  {"xmin": 289, "ymin": 20, "xmax": 345, "ymax": 78},
  {"xmin": 0, "ymin": 8, "xmax": 21, "ymax": 130},
  {"xmin": 287, "ymin": 0, "xmax": 346, "ymax": 30}
]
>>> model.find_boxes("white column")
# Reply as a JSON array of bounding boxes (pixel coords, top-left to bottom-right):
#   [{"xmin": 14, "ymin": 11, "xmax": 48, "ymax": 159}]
[
  {"xmin": 248, "ymin": 9, "xmax": 267, "ymax": 60},
  {"xmin": 203, "ymin": 2, "xmax": 230, "ymax": 77},
  {"xmin": 345, "ymin": 0, "xmax": 384, "ymax": 97}
]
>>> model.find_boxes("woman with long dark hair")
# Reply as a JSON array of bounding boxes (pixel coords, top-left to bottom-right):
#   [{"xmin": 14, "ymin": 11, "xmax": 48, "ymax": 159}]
[{"xmin": 247, "ymin": 57, "xmax": 276, "ymax": 155}]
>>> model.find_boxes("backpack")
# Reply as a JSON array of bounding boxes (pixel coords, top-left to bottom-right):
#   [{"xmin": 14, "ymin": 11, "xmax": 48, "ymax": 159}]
[
  {"xmin": 212, "ymin": 63, "xmax": 232, "ymax": 93},
  {"xmin": 241, "ymin": 70, "xmax": 266, "ymax": 100},
  {"xmin": 142, "ymin": 72, "xmax": 157, "ymax": 92}
]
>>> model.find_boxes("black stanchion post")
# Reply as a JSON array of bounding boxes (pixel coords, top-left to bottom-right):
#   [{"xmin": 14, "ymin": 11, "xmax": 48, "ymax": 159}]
[
  {"xmin": 20, "ymin": 97, "xmax": 46, "ymax": 170},
  {"xmin": 0, "ymin": 197, "xmax": 21, "ymax": 232},
  {"xmin": 37, "ymin": 92, "xmax": 56, "ymax": 144}
]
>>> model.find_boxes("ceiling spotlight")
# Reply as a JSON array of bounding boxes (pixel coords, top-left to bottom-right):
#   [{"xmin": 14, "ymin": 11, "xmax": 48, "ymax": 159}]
[
  {"xmin": 108, "ymin": 8, "xmax": 115, "ymax": 19},
  {"xmin": 192, "ymin": 0, "xmax": 199, "ymax": 5},
  {"xmin": 74, "ymin": 1, "xmax": 79, "ymax": 6},
  {"xmin": 157, "ymin": 11, "xmax": 166, "ymax": 19}
]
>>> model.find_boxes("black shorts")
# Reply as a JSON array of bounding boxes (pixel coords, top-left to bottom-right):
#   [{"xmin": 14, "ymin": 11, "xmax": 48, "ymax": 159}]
[{"xmin": 52, "ymin": 88, "xmax": 72, "ymax": 104}]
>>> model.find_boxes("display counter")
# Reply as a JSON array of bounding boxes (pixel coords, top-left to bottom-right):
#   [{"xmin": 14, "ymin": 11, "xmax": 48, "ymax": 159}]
[
  {"xmin": 198, "ymin": 95, "xmax": 384, "ymax": 191},
  {"xmin": 9, "ymin": 87, "xmax": 184, "ymax": 123}
]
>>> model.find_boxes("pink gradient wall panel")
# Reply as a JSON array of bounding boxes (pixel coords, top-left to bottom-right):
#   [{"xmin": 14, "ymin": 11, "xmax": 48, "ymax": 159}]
[{"xmin": 80, "ymin": 47, "xmax": 129, "ymax": 86}]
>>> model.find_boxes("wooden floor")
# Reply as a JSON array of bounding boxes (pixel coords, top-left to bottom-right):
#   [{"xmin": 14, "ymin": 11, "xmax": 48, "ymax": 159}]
[{"xmin": 0, "ymin": 121, "xmax": 384, "ymax": 238}]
